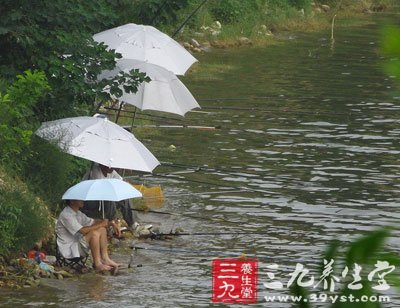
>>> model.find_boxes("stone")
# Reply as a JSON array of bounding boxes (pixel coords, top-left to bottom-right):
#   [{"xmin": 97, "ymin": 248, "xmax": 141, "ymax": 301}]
[
  {"xmin": 183, "ymin": 42, "xmax": 191, "ymax": 49},
  {"xmin": 212, "ymin": 21, "xmax": 222, "ymax": 30},
  {"xmin": 190, "ymin": 38, "xmax": 201, "ymax": 48},
  {"xmin": 238, "ymin": 37, "xmax": 252, "ymax": 46},
  {"xmin": 321, "ymin": 4, "xmax": 330, "ymax": 12}
]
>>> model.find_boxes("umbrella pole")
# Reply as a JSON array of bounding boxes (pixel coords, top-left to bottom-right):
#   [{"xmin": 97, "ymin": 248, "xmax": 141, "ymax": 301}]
[
  {"xmin": 102, "ymin": 200, "xmax": 105, "ymax": 219},
  {"xmin": 115, "ymin": 102, "xmax": 124, "ymax": 123},
  {"xmin": 130, "ymin": 107, "xmax": 137, "ymax": 131}
]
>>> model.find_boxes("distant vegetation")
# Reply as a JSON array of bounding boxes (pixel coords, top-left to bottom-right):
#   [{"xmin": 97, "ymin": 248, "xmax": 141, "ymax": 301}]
[{"xmin": 0, "ymin": 0, "xmax": 397, "ymax": 261}]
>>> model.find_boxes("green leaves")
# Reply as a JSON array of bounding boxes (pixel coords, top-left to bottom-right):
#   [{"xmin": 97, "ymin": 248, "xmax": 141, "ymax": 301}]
[
  {"xmin": 382, "ymin": 25, "xmax": 400, "ymax": 80},
  {"xmin": 345, "ymin": 229, "xmax": 391, "ymax": 267},
  {"xmin": 292, "ymin": 228, "xmax": 399, "ymax": 308},
  {"xmin": 0, "ymin": 70, "xmax": 50, "ymax": 169}
]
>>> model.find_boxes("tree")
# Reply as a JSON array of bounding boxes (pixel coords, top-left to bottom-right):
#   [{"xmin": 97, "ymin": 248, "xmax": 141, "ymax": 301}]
[{"xmin": 0, "ymin": 0, "xmax": 146, "ymax": 121}]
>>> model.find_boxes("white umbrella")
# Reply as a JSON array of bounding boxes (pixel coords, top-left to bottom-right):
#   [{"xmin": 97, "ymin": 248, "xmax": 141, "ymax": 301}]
[
  {"xmin": 35, "ymin": 116, "xmax": 160, "ymax": 172},
  {"xmin": 98, "ymin": 59, "xmax": 200, "ymax": 116},
  {"xmin": 93, "ymin": 23, "xmax": 197, "ymax": 75}
]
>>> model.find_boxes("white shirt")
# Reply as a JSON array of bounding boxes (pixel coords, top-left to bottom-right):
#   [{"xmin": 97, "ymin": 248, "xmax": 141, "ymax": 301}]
[
  {"xmin": 56, "ymin": 206, "xmax": 94, "ymax": 258},
  {"xmin": 83, "ymin": 163, "xmax": 122, "ymax": 180}
]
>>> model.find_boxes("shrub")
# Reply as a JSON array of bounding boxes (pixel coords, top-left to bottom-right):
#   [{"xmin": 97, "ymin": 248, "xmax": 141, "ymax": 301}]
[
  {"xmin": 209, "ymin": 0, "xmax": 257, "ymax": 24},
  {"xmin": 0, "ymin": 168, "xmax": 53, "ymax": 258},
  {"xmin": 22, "ymin": 137, "xmax": 90, "ymax": 211},
  {"xmin": 0, "ymin": 70, "xmax": 50, "ymax": 171}
]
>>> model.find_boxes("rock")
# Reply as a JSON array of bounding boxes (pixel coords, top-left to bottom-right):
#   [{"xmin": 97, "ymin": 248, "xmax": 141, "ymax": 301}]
[
  {"xmin": 314, "ymin": 7, "xmax": 322, "ymax": 13},
  {"xmin": 193, "ymin": 32, "xmax": 204, "ymax": 37},
  {"xmin": 200, "ymin": 46, "xmax": 211, "ymax": 52},
  {"xmin": 183, "ymin": 42, "xmax": 191, "ymax": 49},
  {"xmin": 56, "ymin": 273, "xmax": 64, "ymax": 280},
  {"xmin": 321, "ymin": 4, "xmax": 330, "ymax": 12},
  {"xmin": 260, "ymin": 24, "xmax": 267, "ymax": 31},
  {"xmin": 56, "ymin": 270, "xmax": 73, "ymax": 278},
  {"xmin": 212, "ymin": 21, "xmax": 222, "ymax": 30},
  {"xmin": 210, "ymin": 30, "xmax": 220, "ymax": 36},
  {"xmin": 238, "ymin": 37, "xmax": 252, "ymax": 46},
  {"xmin": 210, "ymin": 41, "xmax": 225, "ymax": 48},
  {"xmin": 192, "ymin": 47, "xmax": 202, "ymax": 53},
  {"xmin": 190, "ymin": 38, "xmax": 201, "ymax": 48},
  {"xmin": 111, "ymin": 237, "xmax": 120, "ymax": 245},
  {"xmin": 370, "ymin": 4, "xmax": 387, "ymax": 12}
]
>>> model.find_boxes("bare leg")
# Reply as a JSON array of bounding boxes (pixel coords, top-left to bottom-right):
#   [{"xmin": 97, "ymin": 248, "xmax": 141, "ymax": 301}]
[
  {"xmin": 85, "ymin": 230, "xmax": 111, "ymax": 271},
  {"xmin": 98, "ymin": 227, "xmax": 120, "ymax": 268}
]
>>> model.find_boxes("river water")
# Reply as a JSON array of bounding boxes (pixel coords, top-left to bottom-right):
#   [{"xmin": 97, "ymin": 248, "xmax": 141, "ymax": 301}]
[{"xmin": 1, "ymin": 15, "xmax": 400, "ymax": 307}]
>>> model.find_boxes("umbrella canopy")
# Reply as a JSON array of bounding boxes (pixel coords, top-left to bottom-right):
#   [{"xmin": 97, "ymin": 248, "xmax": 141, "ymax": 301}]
[
  {"xmin": 35, "ymin": 116, "xmax": 160, "ymax": 172},
  {"xmin": 93, "ymin": 23, "xmax": 197, "ymax": 75},
  {"xmin": 62, "ymin": 179, "xmax": 142, "ymax": 201},
  {"xmin": 98, "ymin": 59, "xmax": 200, "ymax": 116}
]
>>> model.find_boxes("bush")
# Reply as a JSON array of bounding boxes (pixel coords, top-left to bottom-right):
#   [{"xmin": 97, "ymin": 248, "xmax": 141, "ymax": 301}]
[
  {"xmin": 0, "ymin": 70, "xmax": 50, "ymax": 171},
  {"xmin": 22, "ymin": 137, "xmax": 90, "ymax": 211},
  {"xmin": 0, "ymin": 169, "xmax": 53, "ymax": 258},
  {"xmin": 209, "ymin": 0, "xmax": 257, "ymax": 24},
  {"xmin": 129, "ymin": 0, "xmax": 190, "ymax": 27}
]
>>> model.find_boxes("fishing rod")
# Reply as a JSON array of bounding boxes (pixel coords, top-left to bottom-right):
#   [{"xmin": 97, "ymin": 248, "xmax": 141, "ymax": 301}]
[
  {"xmin": 160, "ymin": 161, "xmax": 263, "ymax": 178},
  {"xmin": 149, "ymin": 230, "xmax": 274, "ymax": 238},
  {"xmin": 143, "ymin": 172, "xmax": 279, "ymax": 196},
  {"xmin": 172, "ymin": 0, "xmax": 209, "ymax": 38},
  {"xmin": 132, "ymin": 244, "xmax": 271, "ymax": 261},
  {"xmin": 128, "ymin": 257, "xmax": 209, "ymax": 268},
  {"xmin": 131, "ymin": 124, "xmax": 221, "ymax": 130},
  {"xmin": 103, "ymin": 106, "xmax": 184, "ymax": 122},
  {"xmin": 199, "ymin": 105, "xmax": 354, "ymax": 116}
]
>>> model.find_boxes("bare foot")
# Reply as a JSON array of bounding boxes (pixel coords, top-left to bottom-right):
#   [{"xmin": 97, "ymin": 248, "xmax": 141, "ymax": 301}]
[
  {"xmin": 103, "ymin": 258, "xmax": 121, "ymax": 268},
  {"xmin": 94, "ymin": 263, "xmax": 112, "ymax": 272}
]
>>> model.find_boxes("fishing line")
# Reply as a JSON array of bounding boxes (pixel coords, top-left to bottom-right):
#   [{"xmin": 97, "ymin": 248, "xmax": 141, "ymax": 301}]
[
  {"xmin": 142, "ymin": 189, "xmax": 247, "ymax": 200},
  {"xmin": 132, "ymin": 245, "xmax": 271, "ymax": 261},
  {"xmin": 143, "ymin": 173, "xmax": 279, "ymax": 196},
  {"xmin": 131, "ymin": 208, "xmax": 235, "ymax": 224},
  {"xmin": 128, "ymin": 258, "xmax": 209, "ymax": 268},
  {"xmin": 197, "ymin": 96, "xmax": 400, "ymax": 104}
]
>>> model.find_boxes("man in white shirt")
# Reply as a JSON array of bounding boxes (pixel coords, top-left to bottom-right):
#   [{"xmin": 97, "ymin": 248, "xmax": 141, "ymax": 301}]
[{"xmin": 56, "ymin": 199, "xmax": 120, "ymax": 272}]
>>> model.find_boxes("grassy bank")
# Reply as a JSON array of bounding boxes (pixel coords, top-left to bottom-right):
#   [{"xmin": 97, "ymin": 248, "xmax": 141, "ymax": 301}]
[{"xmin": 162, "ymin": 0, "xmax": 398, "ymax": 48}]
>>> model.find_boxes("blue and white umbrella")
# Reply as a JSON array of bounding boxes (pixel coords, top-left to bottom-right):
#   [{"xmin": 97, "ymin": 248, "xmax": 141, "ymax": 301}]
[
  {"xmin": 62, "ymin": 178, "xmax": 142, "ymax": 218},
  {"xmin": 62, "ymin": 178, "xmax": 142, "ymax": 201}
]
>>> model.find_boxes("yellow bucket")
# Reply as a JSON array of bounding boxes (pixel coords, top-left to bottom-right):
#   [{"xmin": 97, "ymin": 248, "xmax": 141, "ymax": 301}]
[{"xmin": 132, "ymin": 184, "xmax": 165, "ymax": 208}]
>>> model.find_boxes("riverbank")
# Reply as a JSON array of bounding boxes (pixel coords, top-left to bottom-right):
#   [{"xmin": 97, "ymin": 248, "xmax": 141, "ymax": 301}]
[{"xmin": 178, "ymin": 1, "xmax": 397, "ymax": 52}]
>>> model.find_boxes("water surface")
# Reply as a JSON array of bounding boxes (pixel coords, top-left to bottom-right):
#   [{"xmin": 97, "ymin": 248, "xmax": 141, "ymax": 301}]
[{"xmin": 1, "ymin": 15, "xmax": 400, "ymax": 307}]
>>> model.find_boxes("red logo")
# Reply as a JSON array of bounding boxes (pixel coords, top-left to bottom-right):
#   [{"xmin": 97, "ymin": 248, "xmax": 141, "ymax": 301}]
[{"xmin": 212, "ymin": 258, "xmax": 258, "ymax": 303}]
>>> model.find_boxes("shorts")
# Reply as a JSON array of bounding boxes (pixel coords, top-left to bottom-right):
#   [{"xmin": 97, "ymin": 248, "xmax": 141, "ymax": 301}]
[{"xmin": 78, "ymin": 236, "xmax": 90, "ymax": 257}]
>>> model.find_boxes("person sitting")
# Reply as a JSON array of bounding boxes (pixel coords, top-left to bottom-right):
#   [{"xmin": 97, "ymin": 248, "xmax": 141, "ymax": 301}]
[
  {"xmin": 81, "ymin": 162, "xmax": 151, "ymax": 233},
  {"xmin": 56, "ymin": 199, "xmax": 120, "ymax": 272}
]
